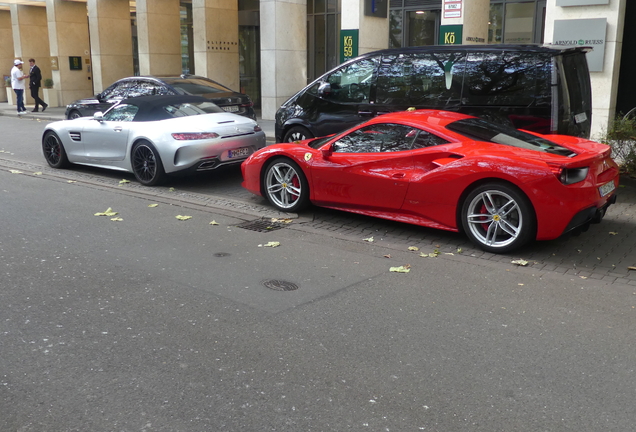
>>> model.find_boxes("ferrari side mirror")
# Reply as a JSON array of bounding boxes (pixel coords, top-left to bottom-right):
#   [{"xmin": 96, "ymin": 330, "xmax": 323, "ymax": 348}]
[{"xmin": 321, "ymin": 144, "xmax": 333, "ymax": 158}]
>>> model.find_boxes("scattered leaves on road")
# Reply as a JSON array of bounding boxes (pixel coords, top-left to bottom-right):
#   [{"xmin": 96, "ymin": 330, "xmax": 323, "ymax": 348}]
[
  {"xmin": 94, "ymin": 207, "xmax": 118, "ymax": 217},
  {"xmin": 511, "ymin": 259, "xmax": 529, "ymax": 266},
  {"xmin": 32, "ymin": 172, "xmax": 42, "ymax": 176},
  {"xmin": 169, "ymin": 187, "xmax": 176, "ymax": 192},
  {"xmin": 148, "ymin": 204, "xmax": 159, "ymax": 208},
  {"xmin": 259, "ymin": 241, "xmax": 280, "ymax": 248},
  {"xmin": 609, "ymin": 231, "xmax": 618, "ymax": 235},
  {"xmin": 209, "ymin": 220, "xmax": 220, "ymax": 225},
  {"xmin": 271, "ymin": 218, "xmax": 293, "ymax": 224},
  {"xmin": 9, "ymin": 170, "xmax": 22, "ymax": 174},
  {"xmin": 408, "ymin": 246, "xmax": 419, "ymax": 251},
  {"xmin": 175, "ymin": 215, "xmax": 192, "ymax": 221},
  {"xmin": 110, "ymin": 217, "xmax": 123, "ymax": 222},
  {"xmin": 363, "ymin": 236, "xmax": 374, "ymax": 242},
  {"xmin": 119, "ymin": 179, "xmax": 130, "ymax": 185}
]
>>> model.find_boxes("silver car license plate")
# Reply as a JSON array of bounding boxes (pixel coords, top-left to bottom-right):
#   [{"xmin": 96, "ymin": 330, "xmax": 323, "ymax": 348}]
[
  {"xmin": 228, "ymin": 147, "xmax": 251, "ymax": 158},
  {"xmin": 599, "ymin": 181, "xmax": 615, "ymax": 197}
]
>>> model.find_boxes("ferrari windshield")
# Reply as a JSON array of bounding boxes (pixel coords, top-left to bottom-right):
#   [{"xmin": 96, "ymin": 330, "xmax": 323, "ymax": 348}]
[{"xmin": 446, "ymin": 118, "xmax": 577, "ymax": 157}]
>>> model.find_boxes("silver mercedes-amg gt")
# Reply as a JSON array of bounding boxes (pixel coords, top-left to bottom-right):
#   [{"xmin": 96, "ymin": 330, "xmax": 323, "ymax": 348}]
[{"xmin": 42, "ymin": 95, "xmax": 266, "ymax": 186}]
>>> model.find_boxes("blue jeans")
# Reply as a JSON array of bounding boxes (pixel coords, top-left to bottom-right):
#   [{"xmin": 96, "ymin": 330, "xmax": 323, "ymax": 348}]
[{"xmin": 13, "ymin": 89, "xmax": 25, "ymax": 112}]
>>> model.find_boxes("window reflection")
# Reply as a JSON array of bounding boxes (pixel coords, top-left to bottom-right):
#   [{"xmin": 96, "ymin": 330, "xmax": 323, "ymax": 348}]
[
  {"xmin": 103, "ymin": 104, "xmax": 139, "ymax": 122},
  {"xmin": 333, "ymin": 124, "xmax": 434, "ymax": 153}
]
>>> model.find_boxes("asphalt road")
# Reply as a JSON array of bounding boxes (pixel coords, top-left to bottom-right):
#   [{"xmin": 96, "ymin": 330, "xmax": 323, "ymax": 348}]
[{"xmin": 1, "ymin": 115, "xmax": 636, "ymax": 431}]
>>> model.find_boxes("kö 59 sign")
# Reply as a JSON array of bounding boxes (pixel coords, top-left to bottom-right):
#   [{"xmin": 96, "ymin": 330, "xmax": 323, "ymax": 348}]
[{"xmin": 340, "ymin": 30, "xmax": 359, "ymax": 63}]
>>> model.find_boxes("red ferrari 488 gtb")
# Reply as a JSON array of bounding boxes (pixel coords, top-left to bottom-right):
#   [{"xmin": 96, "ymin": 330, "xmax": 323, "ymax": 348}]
[{"xmin": 242, "ymin": 110, "xmax": 619, "ymax": 253}]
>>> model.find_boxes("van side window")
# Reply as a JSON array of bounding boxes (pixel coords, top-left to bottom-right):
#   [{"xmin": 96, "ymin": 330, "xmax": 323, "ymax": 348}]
[
  {"xmin": 461, "ymin": 52, "xmax": 540, "ymax": 106},
  {"xmin": 332, "ymin": 124, "xmax": 418, "ymax": 153},
  {"xmin": 376, "ymin": 52, "xmax": 466, "ymax": 106},
  {"xmin": 325, "ymin": 58, "xmax": 379, "ymax": 103}
]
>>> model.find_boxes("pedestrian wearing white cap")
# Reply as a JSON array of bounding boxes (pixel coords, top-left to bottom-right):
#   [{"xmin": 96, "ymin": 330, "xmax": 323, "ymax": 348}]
[{"xmin": 10, "ymin": 59, "xmax": 29, "ymax": 114}]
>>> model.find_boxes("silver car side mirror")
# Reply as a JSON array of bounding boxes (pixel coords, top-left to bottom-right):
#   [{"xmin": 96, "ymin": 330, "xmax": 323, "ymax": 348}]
[{"xmin": 93, "ymin": 112, "xmax": 104, "ymax": 122}]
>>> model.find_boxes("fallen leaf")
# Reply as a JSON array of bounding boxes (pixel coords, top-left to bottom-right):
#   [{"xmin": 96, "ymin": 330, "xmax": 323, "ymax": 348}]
[
  {"xmin": 628, "ymin": 266, "xmax": 636, "ymax": 271},
  {"xmin": 94, "ymin": 207, "xmax": 118, "ymax": 217},
  {"xmin": 390, "ymin": 265, "xmax": 411, "ymax": 273},
  {"xmin": 9, "ymin": 170, "xmax": 22, "ymax": 174},
  {"xmin": 511, "ymin": 259, "xmax": 528, "ymax": 266},
  {"xmin": 609, "ymin": 232, "xmax": 618, "ymax": 235},
  {"xmin": 175, "ymin": 215, "xmax": 192, "ymax": 221},
  {"xmin": 209, "ymin": 220, "xmax": 219, "ymax": 225},
  {"xmin": 383, "ymin": 254, "xmax": 392, "ymax": 258},
  {"xmin": 263, "ymin": 241, "xmax": 280, "ymax": 248},
  {"xmin": 580, "ymin": 276, "xmax": 588, "ymax": 279},
  {"xmin": 363, "ymin": 236, "xmax": 374, "ymax": 242},
  {"xmin": 406, "ymin": 107, "xmax": 416, "ymax": 112},
  {"xmin": 457, "ymin": 248, "xmax": 463, "ymax": 254},
  {"xmin": 169, "ymin": 187, "xmax": 176, "ymax": 192},
  {"xmin": 271, "ymin": 218, "xmax": 293, "ymax": 224},
  {"xmin": 148, "ymin": 204, "xmax": 159, "ymax": 208},
  {"xmin": 110, "ymin": 217, "xmax": 123, "ymax": 222},
  {"xmin": 445, "ymin": 253, "xmax": 454, "ymax": 256},
  {"xmin": 518, "ymin": 283, "xmax": 524, "ymax": 286},
  {"xmin": 408, "ymin": 246, "xmax": 419, "ymax": 251},
  {"xmin": 420, "ymin": 251, "xmax": 439, "ymax": 258},
  {"xmin": 32, "ymin": 172, "xmax": 42, "ymax": 175},
  {"xmin": 119, "ymin": 179, "xmax": 130, "ymax": 184},
  {"xmin": 67, "ymin": 180, "xmax": 76, "ymax": 183}
]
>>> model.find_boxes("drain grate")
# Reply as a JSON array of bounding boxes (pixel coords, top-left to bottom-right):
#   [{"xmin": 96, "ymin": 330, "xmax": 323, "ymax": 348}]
[
  {"xmin": 262, "ymin": 279, "xmax": 299, "ymax": 291},
  {"xmin": 235, "ymin": 219, "xmax": 288, "ymax": 233}
]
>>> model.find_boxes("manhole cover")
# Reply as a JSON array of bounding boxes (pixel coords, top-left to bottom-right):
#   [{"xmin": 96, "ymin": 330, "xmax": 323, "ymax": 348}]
[
  {"xmin": 213, "ymin": 252, "xmax": 231, "ymax": 257},
  {"xmin": 235, "ymin": 219, "xmax": 288, "ymax": 232},
  {"xmin": 262, "ymin": 279, "xmax": 299, "ymax": 291}
]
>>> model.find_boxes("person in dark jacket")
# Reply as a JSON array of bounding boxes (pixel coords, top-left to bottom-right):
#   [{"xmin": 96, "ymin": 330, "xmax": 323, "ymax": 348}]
[{"xmin": 28, "ymin": 58, "xmax": 48, "ymax": 112}]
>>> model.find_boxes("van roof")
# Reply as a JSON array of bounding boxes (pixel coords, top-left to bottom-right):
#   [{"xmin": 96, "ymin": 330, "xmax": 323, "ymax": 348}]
[{"xmin": 360, "ymin": 44, "xmax": 591, "ymax": 58}]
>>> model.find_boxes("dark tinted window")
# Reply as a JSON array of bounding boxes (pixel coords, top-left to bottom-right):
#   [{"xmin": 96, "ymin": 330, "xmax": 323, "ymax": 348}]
[
  {"xmin": 101, "ymin": 81, "xmax": 133, "ymax": 100},
  {"xmin": 446, "ymin": 118, "xmax": 576, "ymax": 157},
  {"xmin": 556, "ymin": 53, "xmax": 592, "ymax": 137},
  {"xmin": 376, "ymin": 52, "xmax": 466, "ymax": 106},
  {"xmin": 325, "ymin": 57, "xmax": 379, "ymax": 103},
  {"xmin": 412, "ymin": 130, "xmax": 450, "ymax": 148},
  {"xmin": 163, "ymin": 78, "xmax": 233, "ymax": 95},
  {"xmin": 460, "ymin": 52, "xmax": 540, "ymax": 106},
  {"xmin": 125, "ymin": 80, "xmax": 172, "ymax": 98},
  {"xmin": 163, "ymin": 101, "xmax": 224, "ymax": 117},
  {"xmin": 333, "ymin": 123, "xmax": 419, "ymax": 153}
]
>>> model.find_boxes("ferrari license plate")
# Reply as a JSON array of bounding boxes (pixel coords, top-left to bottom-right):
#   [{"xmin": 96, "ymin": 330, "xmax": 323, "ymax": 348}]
[
  {"xmin": 222, "ymin": 105, "xmax": 239, "ymax": 113},
  {"xmin": 599, "ymin": 181, "xmax": 615, "ymax": 197},
  {"xmin": 228, "ymin": 147, "xmax": 251, "ymax": 158}
]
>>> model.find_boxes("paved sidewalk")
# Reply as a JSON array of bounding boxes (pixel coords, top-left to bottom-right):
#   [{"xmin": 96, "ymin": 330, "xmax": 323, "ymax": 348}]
[{"xmin": 0, "ymin": 101, "xmax": 277, "ymax": 142}]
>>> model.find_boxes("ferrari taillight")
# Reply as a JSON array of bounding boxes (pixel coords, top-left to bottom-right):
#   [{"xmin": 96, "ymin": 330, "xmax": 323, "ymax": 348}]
[
  {"xmin": 172, "ymin": 132, "xmax": 219, "ymax": 140},
  {"xmin": 548, "ymin": 163, "xmax": 589, "ymax": 185}
]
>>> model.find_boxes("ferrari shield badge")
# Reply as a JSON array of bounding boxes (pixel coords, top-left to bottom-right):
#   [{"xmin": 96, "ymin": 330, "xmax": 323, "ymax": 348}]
[{"xmin": 304, "ymin": 153, "xmax": 312, "ymax": 161}]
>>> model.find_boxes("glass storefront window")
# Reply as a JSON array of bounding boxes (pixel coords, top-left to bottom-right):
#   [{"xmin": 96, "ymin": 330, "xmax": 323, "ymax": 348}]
[
  {"xmin": 407, "ymin": 11, "xmax": 439, "ymax": 47},
  {"xmin": 504, "ymin": 2, "xmax": 535, "ymax": 44},
  {"xmin": 489, "ymin": 4, "xmax": 503, "ymax": 43},
  {"xmin": 389, "ymin": 10, "xmax": 403, "ymax": 48}
]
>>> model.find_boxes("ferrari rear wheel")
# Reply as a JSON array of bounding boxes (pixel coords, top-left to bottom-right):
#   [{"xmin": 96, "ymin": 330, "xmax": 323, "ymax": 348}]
[
  {"xmin": 461, "ymin": 183, "xmax": 535, "ymax": 253},
  {"xmin": 131, "ymin": 141, "xmax": 166, "ymax": 186},
  {"xmin": 42, "ymin": 131, "xmax": 70, "ymax": 169},
  {"xmin": 264, "ymin": 158, "xmax": 309, "ymax": 212}
]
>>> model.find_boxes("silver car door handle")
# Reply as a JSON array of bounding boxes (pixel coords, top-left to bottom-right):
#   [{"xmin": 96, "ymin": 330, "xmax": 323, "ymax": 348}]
[{"xmin": 113, "ymin": 126, "xmax": 123, "ymax": 132}]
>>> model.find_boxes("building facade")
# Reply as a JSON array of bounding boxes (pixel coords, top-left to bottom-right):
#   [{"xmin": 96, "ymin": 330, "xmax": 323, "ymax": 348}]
[{"xmin": 0, "ymin": 0, "xmax": 632, "ymax": 138}]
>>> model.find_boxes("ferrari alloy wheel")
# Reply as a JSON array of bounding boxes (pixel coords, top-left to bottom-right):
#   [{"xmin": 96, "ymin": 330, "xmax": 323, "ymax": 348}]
[
  {"xmin": 283, "ymin": 126, "xmax": 313, "ymax": 143},
  {"xmin": 264, "ymin": 158, "xmax": 309, "ymax": 212},
  {"xmin": 131, "ymin": 141, "xmax": 166, "ymax": 186},
  {"xmin": 42, "ymin": 131, "xmax": 70, "ymax": 169},
  {"xmin": 461, "ymin": 183, "xmax": 536, "ymax": 253}
]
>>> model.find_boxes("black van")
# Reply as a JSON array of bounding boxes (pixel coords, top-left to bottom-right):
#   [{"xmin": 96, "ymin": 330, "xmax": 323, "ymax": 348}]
[{"xmin": 275, "ymin": 45, "xmax": 592, "ymax": 142}]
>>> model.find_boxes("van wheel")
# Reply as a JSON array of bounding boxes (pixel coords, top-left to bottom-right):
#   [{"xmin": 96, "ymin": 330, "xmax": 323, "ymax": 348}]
[{"xmin": 283, "ymin": 126, "xmax": 313, "ymax": 143}]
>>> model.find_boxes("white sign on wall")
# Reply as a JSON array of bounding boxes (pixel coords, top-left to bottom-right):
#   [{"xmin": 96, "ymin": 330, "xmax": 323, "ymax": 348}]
[
  {"xmin": 552, "ymin": 18, "xmax": 607, "ymax": 72},
  {"xmin": 556, "ymin": 0, "xmax": 608, "ymax": 6},
  {"xmin": 443, "ymin": 0, "xmax": 462, "ymax": 19}
]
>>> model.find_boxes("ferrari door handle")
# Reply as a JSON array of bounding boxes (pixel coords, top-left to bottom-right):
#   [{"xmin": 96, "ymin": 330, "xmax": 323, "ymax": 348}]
[
  {"xmin": 113, "ymin": 126, "xmax": 123, "ymax": 132},
  {"xmin": 392, "ymin": 173, "xmax": 406, "ymax": 179}
]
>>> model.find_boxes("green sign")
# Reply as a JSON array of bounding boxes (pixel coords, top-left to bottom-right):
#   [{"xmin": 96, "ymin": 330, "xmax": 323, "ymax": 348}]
[
  {"xmin": 340, "ymin": 29, "xmax": 359, "ymax": 64},
  {"xmin": 439, "ymin": 25, "xmax": 463, "ymax": 45},
  {"xmin": 69, "ymin": 56, "xmax": 82, "ymax": 71}
]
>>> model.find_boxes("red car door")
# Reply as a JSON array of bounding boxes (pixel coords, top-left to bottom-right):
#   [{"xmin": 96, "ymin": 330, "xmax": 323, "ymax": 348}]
[{"xmin": 309, "ymin": 123, "xmax": 416, "ymax": 210}]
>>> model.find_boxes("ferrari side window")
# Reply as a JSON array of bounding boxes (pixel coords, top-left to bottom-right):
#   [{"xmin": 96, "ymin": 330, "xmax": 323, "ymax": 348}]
[
  {"xmin": 103, "ymin": 104, "xmax": 139, "ymax": 122},
  {"xmin": 332, "ymin": 124, "xmax": 417, "ymax": 153},
  {"xmin": 412, "ymin": 130, "xmax": 450, "ymax": 148}
]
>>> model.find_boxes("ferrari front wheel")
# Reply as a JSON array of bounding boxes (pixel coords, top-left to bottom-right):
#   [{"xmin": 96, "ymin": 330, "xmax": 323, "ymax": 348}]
[
  {"xmin": 131, "ymin": 141, "xmax": 166, "ymax": 186},
  {"xmin": 461, "ymin": 183, "xmax": 535, "ymax": 254},
  {"xmin": 264, "ymin": 158, "xmax": 309, "ymax": 212}
]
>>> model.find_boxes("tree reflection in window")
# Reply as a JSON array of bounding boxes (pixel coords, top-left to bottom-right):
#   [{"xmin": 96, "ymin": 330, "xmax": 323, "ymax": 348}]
[
  {"xmin": 333, "ymin": 123, "xmax": 424, "ymax": 153},
  {"xmin": 103, "ymin": 104, "xmax": 139, "ymax": 122}
]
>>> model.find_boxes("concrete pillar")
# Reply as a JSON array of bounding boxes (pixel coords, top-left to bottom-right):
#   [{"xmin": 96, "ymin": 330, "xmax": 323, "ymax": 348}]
[
  {"xmin": 192, "ymin": 0, "xmax": 239, "ymax": 89},
  {"xmin": 440, "ymin": 0, "xmax": 489, "ymax": 44},
  {"xmin": 87, "ymin": 0, "xmax": 134, "ymax": 93},
  {"xmin": 544, "ymin": 0, "xmax": 627, "ymax": 139},
  {"xmin": 10, "ymin": 4, "xmax": 51, "ymax": 106},
  {"xmin": 46, "ymin": 0, "xmax": 93, "ymax": 106},
  {"xmin": 341, "ymin": 0, "xmax": 389, "ymax": 55},
  {"xmin": 0, "ymin": 11, "xmax": 13, "ymax": 103},
  {"xmin": 136, "ymin": 0, "xmax": 181, "ymax": 76},
  {"xmin": 260, "ymin": 0, "xmax": 307, "ymax": 119}
]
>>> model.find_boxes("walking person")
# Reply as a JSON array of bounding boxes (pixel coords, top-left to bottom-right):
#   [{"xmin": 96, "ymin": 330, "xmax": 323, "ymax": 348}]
[
  {"xmin": 10, "ymin": 59, "xmax": 29, "ymax": 114},
  {"xmin": 28, "ymin": 58, "xmax": 47, "ymax": 112}
]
